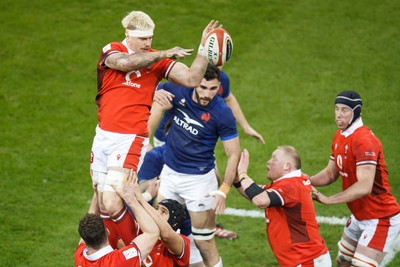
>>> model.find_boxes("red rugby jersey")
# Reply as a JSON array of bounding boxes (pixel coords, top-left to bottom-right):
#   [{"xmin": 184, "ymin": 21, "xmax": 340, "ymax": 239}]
[
  {"xmin": 330, "ymin": 121, "xmax": 400, "ymax": 220},
  {"xmin": 74, "ymin": 243, "xmax": 141, "ymax": 267},
  {"xmin": 142, "ymin": 234, "xmax": 190, "ymax": 267},
  {"xmin": 264, "ymin": 171, "xmax": 328, "ymax": 266},
  {"xmin": 96, "ymin": 40, "xmax": 176, "ymax": 135}
]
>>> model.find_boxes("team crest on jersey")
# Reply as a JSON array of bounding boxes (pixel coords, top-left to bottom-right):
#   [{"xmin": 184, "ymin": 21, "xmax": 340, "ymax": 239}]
[
  {"xmin": 122, "ymin": 70, "xmax": 142, "ymax": 88},
  {"xmin": 122, "ymin": 247, "xmax": 138, "ymax": 259},
  {"xmin": 179, "ymin": 98, "xmax": 186, "ymax": 106},
  {"xmin": 201, "ymin": 112, "xmax": 211, "ymax": 123}
]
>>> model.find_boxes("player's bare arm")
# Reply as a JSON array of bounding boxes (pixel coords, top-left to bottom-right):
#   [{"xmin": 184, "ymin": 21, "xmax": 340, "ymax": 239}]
[
  {"xmin": 213, "ymin": 136, "xmax": 240, "ymax": 214},
  {"xmin": 313, "ymin": 164, "xmax": 376, "ymax": 205},
  {"xmin": 136, "ymin": 193, "xmax": 185, "ymax": 256},
  {"xmin": 224, "ymin": 93, "xmax": 265, "ymax": 144},
  {"xmin": 310, "ymin": 159, "xmax": 340, "ymax": 187},
  {"xmin": 148, "ymin": 102, "xmax": 172, "ymax": 137},
  {"xmin": 105, "ymin": 51, "xmax": 166, "ymax": 72},
  {"xmin": 236, "ymin": 149, "xmax": 270, "ymax": 208},
  {"xmin": 112, "ymin": 170, "xmax": 160, "ymax": 259}
]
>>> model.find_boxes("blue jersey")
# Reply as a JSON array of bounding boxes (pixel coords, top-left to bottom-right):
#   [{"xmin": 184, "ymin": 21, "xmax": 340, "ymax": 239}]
[
  {"xmin": 162, "ymin": 82, "xmax": 238, "ymax": 174},
  {"xmin": 137, "ymin": 145, "xmax": 166, "ymax": 181},
  {"xmin": 154, "ymin": 71, "xmax": 231, "ymax": 142}
]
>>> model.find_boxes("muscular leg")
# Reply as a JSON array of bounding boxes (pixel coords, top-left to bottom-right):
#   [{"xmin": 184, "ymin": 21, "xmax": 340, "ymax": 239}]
[
  {"xmin": 190, "ymin": 209, "xmax": 221, "ymax": 267},
  {"xmin": 101, "ymin": 168, "xmax": 138, "ymax": 246}
]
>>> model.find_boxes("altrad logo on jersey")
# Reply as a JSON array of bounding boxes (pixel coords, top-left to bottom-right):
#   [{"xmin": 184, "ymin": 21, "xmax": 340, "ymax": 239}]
[{"xmin": 174, "ymin": 109, "xmax": 204, "ymax": 135}]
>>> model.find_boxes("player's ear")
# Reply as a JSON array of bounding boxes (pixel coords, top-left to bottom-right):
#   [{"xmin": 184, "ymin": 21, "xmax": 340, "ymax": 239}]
[{"xmin": 284, "ymin": 162, "xmax": 291, "ymax": 172}]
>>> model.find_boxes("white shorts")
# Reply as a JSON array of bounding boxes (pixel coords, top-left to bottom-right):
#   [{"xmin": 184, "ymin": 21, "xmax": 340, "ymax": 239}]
[
  {"xmin": 158, "ymin": 165, "xmax": 217, "ymax": 212},
  {"xmin": 90, "ymin": 125, "xmax": 149, "ymax": 191},
  {"xmin": 343, "ymin": 212, "xmax": 400, "ymax": 252}
]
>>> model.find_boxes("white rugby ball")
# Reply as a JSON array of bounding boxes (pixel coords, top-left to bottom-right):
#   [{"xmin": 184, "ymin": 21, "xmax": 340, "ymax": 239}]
[{"xmin": 204, "ymin": 28, "xmax": 233, "ymax": 66}]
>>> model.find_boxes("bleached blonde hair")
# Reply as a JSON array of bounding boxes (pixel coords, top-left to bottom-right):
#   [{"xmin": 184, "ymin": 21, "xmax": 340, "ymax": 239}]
[
  {"xmin": 121, "ymin": 11, "xmax": 155, "ymax": 30},
  {"xmin": 277, "ymin": 145, "xmax": 302, "ymax": 169}
]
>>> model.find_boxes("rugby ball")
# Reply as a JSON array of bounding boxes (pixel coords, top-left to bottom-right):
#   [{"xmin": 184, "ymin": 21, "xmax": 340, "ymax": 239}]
[{"xmin": 204, "ymin": 28, "xmax": 233, "ymax": 66}]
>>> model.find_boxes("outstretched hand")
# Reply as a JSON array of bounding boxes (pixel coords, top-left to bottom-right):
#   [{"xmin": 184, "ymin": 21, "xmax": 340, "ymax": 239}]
[
  {"xmin": 164, "ymin": 47, "xmax": 194, "ymax": 59},
  {"xmin": 153, "ymin": 89, "xmax": 174, "ymax": 107},
  {"xmin": 237, "ymin": 149, "xmax": 250, "ymax": 175},
  {"xmin": 311, "ymin": 186, "xmax": 329, "ymax": 204},
  {"xmin": 201, "ymin": 20, "xmax": 222, "ymax": 45},
  {"xmin": 244, "ymin": 127, "xmax": 265, "ymax": 144}
]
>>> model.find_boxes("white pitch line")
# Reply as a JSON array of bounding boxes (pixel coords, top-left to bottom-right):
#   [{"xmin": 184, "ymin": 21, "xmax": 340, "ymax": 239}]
[
  {"xmin": 223, "ymin": 207, "xmax": 399, "ymax": 267},
  {"xmin": 224, "ymin": 207, "xmax": 347, "ymax": 225}
]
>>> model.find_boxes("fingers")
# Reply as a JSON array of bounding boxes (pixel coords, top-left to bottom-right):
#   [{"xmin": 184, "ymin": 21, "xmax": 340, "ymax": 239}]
[
  {"xmin": 256, "ymin": 135, "xmax": 265, "ymax": 144},
  {"xmin": 154, "ymin": 90, "xmax": 174, "ymax": 106}
]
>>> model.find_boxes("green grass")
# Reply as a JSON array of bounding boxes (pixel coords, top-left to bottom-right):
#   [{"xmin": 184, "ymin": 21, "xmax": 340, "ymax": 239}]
[{"xmin": 1, "ymin": 0, "xmax": 399, "ymax": 266}]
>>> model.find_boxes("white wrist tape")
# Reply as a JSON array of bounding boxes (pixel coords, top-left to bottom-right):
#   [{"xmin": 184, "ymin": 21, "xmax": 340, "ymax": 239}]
[
  {"xmin": 198, "ymin": 44, "xmax": 207, "ymax": 57},
  {"xmin": 142, "ymin": 192, "xmax": 153, "ymax": 202}
]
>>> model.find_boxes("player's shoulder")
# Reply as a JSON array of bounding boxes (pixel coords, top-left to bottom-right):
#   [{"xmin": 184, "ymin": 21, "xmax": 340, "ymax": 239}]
[
  {"xmin": 220, "ymin": 70, "xmax": 229, "ymax": 81},
  {"xmin": 101, "ymin": 41, "xmax": 127, "ymax": 54},
  {"xmin": 163, "ymin": 82, "xmax": 190, "ymax": 94}
]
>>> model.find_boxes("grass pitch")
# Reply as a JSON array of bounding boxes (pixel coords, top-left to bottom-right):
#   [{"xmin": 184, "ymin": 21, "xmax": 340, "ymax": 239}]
[{"xmin": 1, "ymin": 0, "xmax": 399, "ymax": 266}]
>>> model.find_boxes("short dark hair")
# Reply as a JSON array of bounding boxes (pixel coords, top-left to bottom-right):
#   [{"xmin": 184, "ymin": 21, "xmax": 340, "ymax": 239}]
[
  {"xmin": 204, "ymin": 64, "xmax": 221, "ymax": 81},
  {"xmin": 78, "ymin": 213, "xmax": 108, "ymax": 249}
]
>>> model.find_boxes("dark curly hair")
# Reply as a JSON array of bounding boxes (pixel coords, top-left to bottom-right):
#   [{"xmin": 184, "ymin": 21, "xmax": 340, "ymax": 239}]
[{"xmin": 78, "ymin": 213, "xmax": 108, "ymax": 249}]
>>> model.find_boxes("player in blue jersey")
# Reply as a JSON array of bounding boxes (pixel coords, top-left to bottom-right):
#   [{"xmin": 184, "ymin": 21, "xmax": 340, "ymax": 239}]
[
  {"xmin": 148, "ymin": 64, "xmax": 241, "ymax": 267},
  {"xmin": 152, "ymin": 70, "xmax": 265, "ymax": 146}
]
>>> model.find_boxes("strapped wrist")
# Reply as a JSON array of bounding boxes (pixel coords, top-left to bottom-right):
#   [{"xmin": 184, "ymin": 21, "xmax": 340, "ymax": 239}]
[
  {"xmin": 198, "ymin": 44, "xmax": 206, "ymax": 57},
  {"xmin": 233, "ymin": 177, "xmax": 246, "ymax": 188},
  {"xmin": 238, "ymin": 171, "xmax": 248, "ymax": 180},
  {"xmin": 142, "ymin": 192, "xmax": 152, "ymax": 202},
  {"xmin": 218, "ymin": 182, "xmax": 231, "ymax": 197}
]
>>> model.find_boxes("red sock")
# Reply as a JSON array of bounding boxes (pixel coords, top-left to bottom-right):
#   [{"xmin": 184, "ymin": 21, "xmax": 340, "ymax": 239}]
[
  {"xmin": 112, "ymin": 207, "xmax": 138, "ymax": 245},
  {"xmin": 101, "ymin": 212, "xmax": 119, "ymax": 249}
]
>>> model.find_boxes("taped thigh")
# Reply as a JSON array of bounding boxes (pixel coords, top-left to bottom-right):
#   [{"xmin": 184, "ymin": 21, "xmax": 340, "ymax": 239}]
[
  {"xmin": 103, "ymin": 170, "xmax": 126, "ymax": 192},
  {"xmin": 351, "ymin": 252, "xmax": 379, "ymax": 267},
  {"xmin": 92, "ymin": 171, "xmax": 107, "ymax": 192},
  {"xmin": 337, "ymin": 236, "xmax": 356, "ymax": 262},
  {"xmin": 192, "ymin": 227, "xmax": 216, "ymax": 241}
]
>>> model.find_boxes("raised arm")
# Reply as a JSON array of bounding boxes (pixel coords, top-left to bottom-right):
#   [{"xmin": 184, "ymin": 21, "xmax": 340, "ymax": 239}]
[
  {"xmin": 135, "ymin": 190, "xmax": 186, "ymax": 256},
  {"xmin": 235, "ymin": 149, "xmax": 271, "ymax": 208},
  {"xmin": 113, "ymin": 170, "xmax": 160, "ymax": 259},
  {"xmin": 167, "ymin": 20, "xmax": 221, "ymax": 88},
  {"xmin": 224, "ymin": 93, "xmax": 265, "ymax": 144}
]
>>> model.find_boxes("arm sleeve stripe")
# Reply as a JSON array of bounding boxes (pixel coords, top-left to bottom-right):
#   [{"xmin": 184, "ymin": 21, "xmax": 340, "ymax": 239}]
[
  {"xmin": 356, "ymin": 160, "xmax": 377, "ymax": 166},
  {"xmin": 268, "ymin": 189, "xmax": 284, "ymax": 206},
  {"xmin": 165, "ymin": 61, "xmax": 177, "ymax": 79}
]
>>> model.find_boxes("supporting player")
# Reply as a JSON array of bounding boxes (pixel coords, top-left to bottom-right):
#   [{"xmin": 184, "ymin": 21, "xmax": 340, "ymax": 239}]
[
  {"xmin": 310, "ymin": 91, "xmax": 400, "ymax": 267},
  {"xmin": 235, "ymin": 146, "xmax": 332, "ymax": 266}
]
